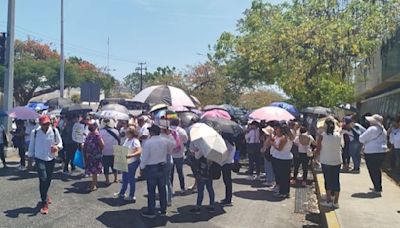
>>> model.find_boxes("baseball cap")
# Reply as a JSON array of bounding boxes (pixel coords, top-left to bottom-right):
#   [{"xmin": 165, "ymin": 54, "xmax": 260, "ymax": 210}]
[{"xmin": 39, "ymin": 115, "xmax": 51, "ymax": 125}]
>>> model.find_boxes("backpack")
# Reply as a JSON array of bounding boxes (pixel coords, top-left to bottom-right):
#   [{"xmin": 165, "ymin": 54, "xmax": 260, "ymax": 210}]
[
  {"xmin": 171, "ymin": 129, "xmax": 182, "ymax": 153},
  {"xmin": 209, "ymin": 161, "xmax": 222, "ymax": 180}
]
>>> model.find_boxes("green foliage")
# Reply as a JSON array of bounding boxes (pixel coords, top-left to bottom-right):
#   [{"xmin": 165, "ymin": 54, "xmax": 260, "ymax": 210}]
[
  {"xmin": 0, "ymin": 39, "xmax": 116, "ymax": 105},
  {"xmin": 210, "ymin": 0, "xmax": 400, "ymax": 108}
]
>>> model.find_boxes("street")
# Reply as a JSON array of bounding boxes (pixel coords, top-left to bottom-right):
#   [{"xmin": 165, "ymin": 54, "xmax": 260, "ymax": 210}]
[{"xmin": 0, "ymin": 154, "xmax": 319, "ymax": 228}]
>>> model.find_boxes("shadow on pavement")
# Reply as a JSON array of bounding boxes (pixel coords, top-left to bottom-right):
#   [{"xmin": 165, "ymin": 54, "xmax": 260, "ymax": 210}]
[
  {"xmin": 97, "ymin": 209, "xmax": 167, "ymax": 228},
  {"xmin": 98, "ymin": 197, "xmax": 134, "ymax": 207},
  {"xmin": 4, "ymin": 203, "xmax": 41, "ymax": 218},
  {"xmin": 233, "ymin": 189, "xmax": 285, "ymax": 202},
  {"xmin": 64, "ymin": 181, "xmax": 93, "ymax": 194},
  {"xmin": 232, "ymin": 178, "xmax": 265, "ymax": 188},
  {"xmin": 351, "ymin": 192, "xmax": 382, "ymax": 199},
  {"xmin": 168, "ymin": 205, "xmax": 225, "ymax": 224}
]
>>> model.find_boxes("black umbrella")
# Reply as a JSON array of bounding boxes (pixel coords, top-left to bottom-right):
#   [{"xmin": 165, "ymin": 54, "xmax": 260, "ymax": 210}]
[
  {"xmin": 200, "ymin": 116, "xmax": 244, "ymax": 138},
  {"xmin": 45, "ymin": 97, "xmax": 73, "ymax": 108},
  {"xmin": 178, "ymin": 111, "xmax": 199, "ymax": 128},
  {"xmin": 61, "ymin": 104, "xmax": 92, "ymax": 115}
]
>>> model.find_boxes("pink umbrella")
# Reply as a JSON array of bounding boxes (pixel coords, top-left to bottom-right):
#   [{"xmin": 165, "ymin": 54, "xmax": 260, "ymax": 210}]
[
  {"xmin": 8, "ymin": 106, "xmax": 40, "ymax": 120},
  {"xmin": 249, "ymin": 106, "xmax": 295, "ymax": 122},
  {"xmin": 201, "ymin": 109, "xmax": 231, "ymax": 120}
]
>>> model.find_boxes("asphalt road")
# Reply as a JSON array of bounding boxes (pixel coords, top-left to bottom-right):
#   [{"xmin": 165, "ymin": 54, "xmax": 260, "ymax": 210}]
[{"xmin": 0, "ymin": 155, "xmax": 319, "ymax": 228}]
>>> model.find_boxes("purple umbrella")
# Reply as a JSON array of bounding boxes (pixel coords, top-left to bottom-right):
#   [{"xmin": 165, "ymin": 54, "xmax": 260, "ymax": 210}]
[{"xmin": 8, "ymin": 106, "xmax": 40, "ymax": 120}]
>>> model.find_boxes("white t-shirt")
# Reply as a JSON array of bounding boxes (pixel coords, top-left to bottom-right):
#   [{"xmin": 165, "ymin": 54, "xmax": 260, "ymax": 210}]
[
  {"xmin": 294, "ymin": 134, "xmax": 315, "ymax": 153},
  {"xmin": 123, "ymin": 137, "xmax": 141, "ymax": 164},
  {"xmin": 99, "ymin": 128, "xmax": 120, "ymax": 156},
  {"xmin": 271, "ymin": 136, "xmax": 293, "ymax": 160},
  {"xmin": 319, "ymin": 132, "xmax": 342, "ymax": 166}
]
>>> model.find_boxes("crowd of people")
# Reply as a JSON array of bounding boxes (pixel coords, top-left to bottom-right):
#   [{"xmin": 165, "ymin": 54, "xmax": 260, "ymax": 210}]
[{"xmin": 0, "ymin": 107, "xmax": 398, "ymax": 218}]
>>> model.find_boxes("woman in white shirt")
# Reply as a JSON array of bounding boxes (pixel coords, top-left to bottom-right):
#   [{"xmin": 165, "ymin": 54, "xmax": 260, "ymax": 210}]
[
  {"xmin": 271, "ymin": 122, "xmax": 293, "ymax": 198},
  {"xmin": 359, "ymin": 114, "xmax": 387, "ymax": 195},
  {"xmin": 315, "ymin": 118, "xmax": 342, "ymax": 209},
  {"xmin": 293, "ymin": 126, "xmax": 316, "ymax": 186},
  {"xmin": 389, "ymin": 116, "xmax": 400, "ymax": 170},
  {"xmin": 114, "ymin": 126, "xmax": 141, "ymax": 202}
]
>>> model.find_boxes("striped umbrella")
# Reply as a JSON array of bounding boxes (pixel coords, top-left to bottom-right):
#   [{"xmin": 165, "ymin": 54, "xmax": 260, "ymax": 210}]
[{"xmin": 132, "ymin": 85, "xmax": 196, "ymax": 108}]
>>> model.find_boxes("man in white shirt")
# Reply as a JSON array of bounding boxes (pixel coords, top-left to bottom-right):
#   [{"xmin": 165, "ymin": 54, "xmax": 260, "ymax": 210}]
[
  {"xmin": 141, "ymin": 124, "xmax": 175, "ymax": 218},
  {"xmin": 27, "ymin": 115, "xmax": 63, "ymax": 215},
  {"xmin": 245, "ymin": 121, "xmax": 261, "ymax": 180}
]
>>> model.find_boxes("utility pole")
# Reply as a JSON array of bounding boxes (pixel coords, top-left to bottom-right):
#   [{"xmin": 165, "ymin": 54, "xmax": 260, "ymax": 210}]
[
  {"xmin": 135, "ymin": 62, "xmax": 147, "ymax": 91},
  {"xmin": 3, "ymin": 0, "xmax": 15, "ymax": 131},
  {"xmin": 60, "ymin": 0, "xmax": 65, "ymax": 98}
]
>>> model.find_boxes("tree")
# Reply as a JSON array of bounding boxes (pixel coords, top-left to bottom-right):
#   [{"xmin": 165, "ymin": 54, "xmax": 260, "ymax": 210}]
[
  {"xmin": 0, "ymin": 39, "xmax": 116, "ymax": 105},
  {"xmin": 211, "ymin": 0, "xmax": 400, "ymax": 108},
  {"xmin": 238, "ymin": 90, "xmax": 285, "ymax": 110}
]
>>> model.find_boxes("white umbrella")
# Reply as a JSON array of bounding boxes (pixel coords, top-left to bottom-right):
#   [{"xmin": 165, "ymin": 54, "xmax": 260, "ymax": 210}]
[
  {"xmin": 133, "ymin": 85, "xmax": 196, "ymax": 107},
  {"xmin": 96, "ymin": 110, "xmax": 130, "ymax": 121},
  {"xmin": 189, "ymin": 123, "xmax": 228, "ymax": 165}
]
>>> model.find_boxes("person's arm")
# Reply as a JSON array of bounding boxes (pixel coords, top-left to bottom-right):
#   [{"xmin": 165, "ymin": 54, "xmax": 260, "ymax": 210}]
[
  {"xmin": 27, "ymin": 130, "xmax": 35, "ymax": 158},
  {"xmin": 273, "ymin": 136, "xmax": 287, "ymax": 151},
  {"xmin": 309, "ymin": 135, "xmax": 316, "ymax": 146},
  {"xmin": 140, "ymin": 143, "xmax": 149, "ymax": 169},
  {"xmin": 54, "ymin": 128, "xmax": 63, "ymax": 150},
  {"xmin": 359, "ymin": 127, "xmax": 374, "ymax": 144},
  {"xmin": 98, "ymin": 134, "xmax": 105, "ymax": 151}
]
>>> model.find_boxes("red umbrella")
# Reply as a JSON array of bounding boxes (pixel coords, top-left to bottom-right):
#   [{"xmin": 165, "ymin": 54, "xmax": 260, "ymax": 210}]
[
  {"xmin": 201, "ymin": 109, "xmax": 231, "ymax": 120},
  {"xmin": 249, "ymin": 106, "xmax": 295, "ymax": 122}
]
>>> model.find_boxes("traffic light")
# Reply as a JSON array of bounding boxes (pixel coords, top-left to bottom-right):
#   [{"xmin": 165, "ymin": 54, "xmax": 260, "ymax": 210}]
[{"xmin": 0, "ymin": 32, "xmax": 6, "ymax": 65}]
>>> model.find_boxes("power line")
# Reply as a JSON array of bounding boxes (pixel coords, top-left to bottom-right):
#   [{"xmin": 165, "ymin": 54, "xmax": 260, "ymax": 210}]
[{"xmin": 0, "ymin": 23, "xmax": 139, "ymax": 64}]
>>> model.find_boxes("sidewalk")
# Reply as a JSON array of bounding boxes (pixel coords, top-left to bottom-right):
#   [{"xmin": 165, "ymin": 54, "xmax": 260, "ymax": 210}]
[{"xmin": 316, "ymin": 159, "xmax": 400, "ymax": 228}]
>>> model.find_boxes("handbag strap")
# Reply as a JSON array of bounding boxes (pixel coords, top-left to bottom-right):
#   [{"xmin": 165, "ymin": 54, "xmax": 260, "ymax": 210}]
[{"xmin": 105, "ymin": 128, "xmax": 121, "ymax": 145}]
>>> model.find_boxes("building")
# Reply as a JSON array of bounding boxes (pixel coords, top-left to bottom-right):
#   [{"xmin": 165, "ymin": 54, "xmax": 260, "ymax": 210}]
[{"xmin": 355, "ymin": 30, "xmax": 400, "ymax": 124}]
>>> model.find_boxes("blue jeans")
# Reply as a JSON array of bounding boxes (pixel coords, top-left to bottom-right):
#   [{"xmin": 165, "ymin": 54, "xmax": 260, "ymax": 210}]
[
  {"xmin": 196, "ymin": 178, "xmax": 215, "ymax": 207},
  {"xmin": 171, "ymin": 157, "xmax": 185, "ymax": 190},
  {"xmin": 165, "ymin": 160, "xmax": 173, "ymax": 204},
  {"xmin": 35, "ymin": 158, "xmax": 55, "ymax": 203},
  {"xmin": 264, "ymin": 157, "xmax": 275, "ymax": 183},
  {"xmin": 349, "ymin": 141, "xmax": 362, "ymax": 170},
  {"xmin": 119, "ymin": 160, "xmax": 140, "ymax": 197},
  {"xmin": 145, "ymin": 164, "xmax": 167, "ymax": 214}
]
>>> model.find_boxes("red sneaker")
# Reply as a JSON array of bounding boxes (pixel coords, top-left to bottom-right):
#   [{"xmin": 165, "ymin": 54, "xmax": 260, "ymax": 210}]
[
  {"xmin": 47, "ymin": 196, "xmax": 52, "ymax": 204},
  {"xmin": 40, "ymin": 202, "xmax": 49, "ymax": 215}
]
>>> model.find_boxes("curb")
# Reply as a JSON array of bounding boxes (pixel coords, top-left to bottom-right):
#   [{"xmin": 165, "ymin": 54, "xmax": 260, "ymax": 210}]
[{"xmin": 313, "ymin": 169, "xmax": 341, "ymax": 228}]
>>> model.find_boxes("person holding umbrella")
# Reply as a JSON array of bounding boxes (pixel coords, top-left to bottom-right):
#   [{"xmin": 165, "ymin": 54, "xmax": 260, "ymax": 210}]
[
  {"xmin": 189, "ymin": 143, "xmax": 216, "ymax": 214},
  {"xmin": 271, "ymin": 122, "xmax": 293, "ymax": 198}
]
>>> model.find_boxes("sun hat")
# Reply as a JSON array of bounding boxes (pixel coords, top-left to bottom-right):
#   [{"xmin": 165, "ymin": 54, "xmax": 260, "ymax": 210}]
[{"xmin": 365, "ymin": 114, "xmax": 383, "ymax": 126}]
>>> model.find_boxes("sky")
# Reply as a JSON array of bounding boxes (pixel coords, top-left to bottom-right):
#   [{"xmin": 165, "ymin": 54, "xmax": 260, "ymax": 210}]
[{"xmin": 0, "ymin": 0, "xmax": 281, "ymax": 81}]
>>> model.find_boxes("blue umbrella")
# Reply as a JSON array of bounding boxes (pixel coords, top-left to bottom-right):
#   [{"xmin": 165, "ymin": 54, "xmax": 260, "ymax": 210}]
[
  {"xmin": 26, "ymin": 102, "xmax": 49, "ymax": 111},
  {"xmin": 269, "ymin": 102, "xmax": 300, "ymax": 117}
]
